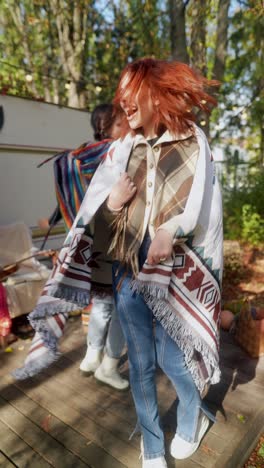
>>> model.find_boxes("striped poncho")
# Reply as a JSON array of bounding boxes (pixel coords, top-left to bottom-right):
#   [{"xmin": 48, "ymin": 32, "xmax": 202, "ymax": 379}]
[{"xmin": 53, "ymin": 139, "xmax": 111, "ymax": 229}]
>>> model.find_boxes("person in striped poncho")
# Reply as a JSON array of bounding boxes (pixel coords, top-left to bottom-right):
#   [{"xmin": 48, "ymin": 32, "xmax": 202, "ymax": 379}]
[{"xmin": 19, "ymin": 105, "xmax": 129, "ymax": 390}]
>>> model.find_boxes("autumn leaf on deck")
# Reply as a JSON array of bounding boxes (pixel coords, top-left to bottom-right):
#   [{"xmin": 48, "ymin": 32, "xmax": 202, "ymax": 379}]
[
  {"xmin": 237, "ymin": 413, "xmax": 246, "ymax": 423},
  {"xmin": 41, "ymin": 414, "xmax": 52, "ymax": 432},
  {"xmin": 201, "ymin": 444, "xmax": 217, "ymax": 455}
]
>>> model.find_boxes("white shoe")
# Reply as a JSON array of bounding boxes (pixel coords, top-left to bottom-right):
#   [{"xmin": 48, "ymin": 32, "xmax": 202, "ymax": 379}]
[
  {"xmin": 142, "ymin": 457, "xmax": 167, "ymax": 467},
  {"xmin": 94, "ymin": 354, "xmax": 129, "ymax": 390},
  {"xmin": 170, "ymin": 412, "xmax": 209, "ymax": 459},
  {"xmin": 79, "ymin": 347, "xmax": 101, "ymax": 373},
  {"xmin": 141, "ymin": 437, "xmax": 167, "ymax": 467}
]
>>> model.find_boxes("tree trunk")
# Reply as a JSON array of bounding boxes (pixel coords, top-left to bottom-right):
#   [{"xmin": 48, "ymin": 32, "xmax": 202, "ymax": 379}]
[
  {"xmin": 212, "ymin": 0, "xmax": 231, "ymax": 82},
  {"xmin": 190, "ymin": 0, "xmax": 207, "ymax": 75},
  {"xmin": 68, "ymin": 82, "xmax": 80, "ymax": 108},
  {"xmin": 50, "ymin": 0, "xmax": 88, "ymax": 109},
  {"xmin": 190, "ymin": 1, "xmax": 209, "ymax": 135},
  {"xmin": 169, "ymin": 0, "xmax": 189, "ymax": 63},
  {"xmin": 260, "ymin": 119, "xmax": 264, "ymax": 167},
  {"xmin": 43, "ymin": 79, "xmax": 52, "ymax": 103},
  {"xmin": 52, "ymin": 79, "xmax": 60, "ymax": 105}
]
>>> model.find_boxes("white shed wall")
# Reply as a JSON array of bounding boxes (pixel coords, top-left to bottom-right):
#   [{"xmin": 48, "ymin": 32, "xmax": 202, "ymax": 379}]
[{"xmin": 0, "ymin": 95, "xmax": 93, "ymax": 230}]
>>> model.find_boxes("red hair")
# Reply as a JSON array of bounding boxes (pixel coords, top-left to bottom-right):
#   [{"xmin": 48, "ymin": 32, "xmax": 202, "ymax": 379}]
[{"xmin": 113, "ymin": 58, "xmax": 219, "ymax": 136}]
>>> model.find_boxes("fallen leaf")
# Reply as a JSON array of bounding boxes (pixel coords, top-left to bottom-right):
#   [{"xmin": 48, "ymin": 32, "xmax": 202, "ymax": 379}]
[
  {"xmin": 4, "ymin": 347, "xmax": 13, "ymax": 353},
  {"xmin": 41, "ymin": 414, "xmax": 52, "ymax": 432},
  {"xmin": 237, "ymin": 413, "xmax": 246, "ymax": 423},
  {"xmin": 201, "ymin": 444, "xmax": 217, "ymax": 455}
]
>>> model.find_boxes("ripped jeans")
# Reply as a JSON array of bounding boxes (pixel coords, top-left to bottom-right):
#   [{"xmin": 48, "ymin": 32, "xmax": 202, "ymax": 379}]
[
  {"xmin": 87, "ymin": 296, "xmax": 125, "ymax": 359},
  {"xmin": 112, "ymin": 234, "xmax": 214, "ymax": 460}
]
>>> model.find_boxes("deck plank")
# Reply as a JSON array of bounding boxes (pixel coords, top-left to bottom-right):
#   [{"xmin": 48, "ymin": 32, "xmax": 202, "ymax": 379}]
[
  {"xmin": 1, "ymin": 317, "xmax": 264, "ymax": 468},
  {"xmin": 0, "ymin": 419, "xmax": 51, "ymax": 467},
  {"xmin": 0, "ymin": 381, "xmax": 124, "ymax": 468},
  {"xmin": 0, "ymin": 450, "xmax": 17, "ymax": 468},
  {"xmin": 43, "ymin": 356, "xmax": 137, "ymax": 426},
  {"xmin": 8, "ymin": 377, "xmax": 140, "ymax": 467},
  {"xmin": 0, "ymin": 395, "xmax": 88, "ymax": 468},
  {"xmin": 35, "ymin": 370, "xmax": 136, "ymax": 444}
]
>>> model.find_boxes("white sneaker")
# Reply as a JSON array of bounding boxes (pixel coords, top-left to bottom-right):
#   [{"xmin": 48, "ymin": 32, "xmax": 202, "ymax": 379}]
[
  {"xmin": 142, "ymin": 457, "xmax": 167, "ymax": 468},
  {"xmin": 79, "ymin": 347, "xmax": 101, "ymax": 373},
  {"xmin": 141, "ymin": 437, "xmax": 167, "ymax": 467},
  {"xmin": 170, "ymin": 412, "xmax": 209, "ymax": 459},
  {"xmin": 94, "ymin": 354, "xmax": 129, "ymax": 390}
]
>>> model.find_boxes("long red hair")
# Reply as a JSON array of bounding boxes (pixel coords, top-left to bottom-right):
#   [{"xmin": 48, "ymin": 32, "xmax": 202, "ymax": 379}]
[{"xmin": 113, "ymin": 57, "xmax": 219, "ymax": 136}]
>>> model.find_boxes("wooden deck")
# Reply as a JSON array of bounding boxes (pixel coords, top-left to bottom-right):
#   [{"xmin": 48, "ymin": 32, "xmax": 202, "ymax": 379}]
[{"xmin": 0, "ymin": 316, "xmax": 264, "ymax": 468}]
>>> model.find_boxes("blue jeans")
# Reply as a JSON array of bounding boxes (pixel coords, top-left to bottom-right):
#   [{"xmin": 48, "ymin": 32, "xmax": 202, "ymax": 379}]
[
  {"xmin": 87, "ymin": 296, "xmax": 125, "ymax": 359},
  {"xmin": 112, "ymin": 234, "xmax": 214, "ymax": 459}
]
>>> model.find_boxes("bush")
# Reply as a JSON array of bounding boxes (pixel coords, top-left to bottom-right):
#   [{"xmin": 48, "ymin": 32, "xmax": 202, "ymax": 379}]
[
  {"xmin": 223, "ymin": 240, "xmax": 243, "ymax": 283},
  {"xmin": 223, "ymin": 168, "xmax": 264, "ymax": 245},
  {"xmin": 241, "ymin": 204, "xmax": 264, "ymax": 246}
]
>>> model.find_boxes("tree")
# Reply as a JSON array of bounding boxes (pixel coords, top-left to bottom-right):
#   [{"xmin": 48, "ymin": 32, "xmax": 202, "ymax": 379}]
[
  {"xmin": 212, "ymin": 0, "xmax": 231, "ymax": 83},
  {"xmin": 0, "ymin": 0, "xmax": 65, "ymax": 104},
  {"xmin": 216, "ymin": 1, "xmax": 264, "ymax": 242},
  {"xmin": 169, "ymin": 0, "xmax": 189, "ymax": 63},
  {"xmin": 189, "ymin": 0, "xmax": 207, "ymax": 74},
  {"xmin": 0, "ymin": 0, "xmax": 169, "ymax": 107},
  {"xmin": 0, "ymin": 0, "xmax": 105, "ymax": 108},
  {"xmin": 48, "ymin": 0, "xmax": 97, "ymax": 108},
  {"xmin": 218, "ymin": 0, "xmax": 264, "ymax": 165}
]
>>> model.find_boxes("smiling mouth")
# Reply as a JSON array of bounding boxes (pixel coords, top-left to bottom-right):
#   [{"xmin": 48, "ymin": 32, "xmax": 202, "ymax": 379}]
[{"xmin": 126, "ymin": 107, "xmax": 137, "ymax": 120}]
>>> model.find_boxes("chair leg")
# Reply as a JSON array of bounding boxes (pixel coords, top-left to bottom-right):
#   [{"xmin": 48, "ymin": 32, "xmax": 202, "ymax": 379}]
[{"xmin": 0, "ymin": 335, "xmax": 8, "ymax": 349}]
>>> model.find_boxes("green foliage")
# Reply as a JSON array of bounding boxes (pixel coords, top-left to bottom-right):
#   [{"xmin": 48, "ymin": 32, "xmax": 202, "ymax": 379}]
[
  {"xmin": 90, "ymin": 0, "xmax": 169, "ymax": 106},
  {"xmin": 216, "ymin": 0, "xmax": 264, "ymax": 165},
  {"xmin": 223, "ymin": 169, "xmax": 264, "ymax": 245},
  {"xmin": 258, "ymin": 443, "xmax": 264, "ymax": 458},
  {"xmin": 241, "ymin": 205, "xmax": 264, "ymax": 246},
  {"xmin": 0, "ymin": 0, "xmax": 262, "ymax": 174},
  {"xmin": 0, "ymin": 0, "xmax": 169, "ymax": 108}
]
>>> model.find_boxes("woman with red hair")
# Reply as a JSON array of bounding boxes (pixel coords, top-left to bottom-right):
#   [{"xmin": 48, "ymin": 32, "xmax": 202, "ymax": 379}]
[
  {"xmin": 14, "ymin": 58, "xmax": 223, "ymax": 467},
  {"xmin": 103, "ymin": 58, "xmax": 223, "ymax": 466}
]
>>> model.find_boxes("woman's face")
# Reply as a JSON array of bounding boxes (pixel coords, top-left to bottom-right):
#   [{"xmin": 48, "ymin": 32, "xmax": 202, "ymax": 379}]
[
  {"xmin": 119, "ymin": 74, "xmax": 157, "ymax": 139},
  {"xmin": 109, "ymin": 115, "xmax": 122, "ymax": 140}
]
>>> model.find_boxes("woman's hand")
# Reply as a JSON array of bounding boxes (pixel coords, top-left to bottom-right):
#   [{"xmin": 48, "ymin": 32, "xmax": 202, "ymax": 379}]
[
  {"xmin": 147, "ymin": 229, "xmax": 173, "ymax": 265},
  {"xmin": 38, "ymin": 218, "xmax": 50, "ymax": 230},
  {"xmin": 107, "ymin": 172, "xmax": 137, "ymax": 211}
]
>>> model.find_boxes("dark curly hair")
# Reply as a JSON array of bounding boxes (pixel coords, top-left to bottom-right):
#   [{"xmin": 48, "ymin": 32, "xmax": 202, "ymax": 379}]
[{"xmin": 90, "ymin": 103, "xmax": 116, "ymax": 141}]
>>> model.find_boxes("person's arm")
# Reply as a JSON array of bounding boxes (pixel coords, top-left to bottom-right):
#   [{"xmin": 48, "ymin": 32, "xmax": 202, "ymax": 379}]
[
  {"xmin": 107, "ymin": 173, "xmax": 137, "ymax": 211},
  {"xmin": 48, "ymin": 205, "xmax": 62, "ymax": 227},
  {"xmin": 38, "ymin": 205, "xmax": 62, "ymax": 231},
  {"xmin": 102, "ymin": 172, "xmax": 137, "ymax": 223}
]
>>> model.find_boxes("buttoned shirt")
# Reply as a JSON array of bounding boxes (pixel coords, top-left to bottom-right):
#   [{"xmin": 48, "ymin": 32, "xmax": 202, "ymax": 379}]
[{"xmin": 128, "ymin": 128, "xmax": 196, "ymax": 242}]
